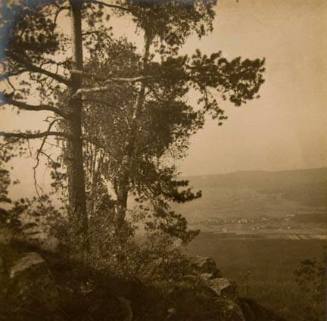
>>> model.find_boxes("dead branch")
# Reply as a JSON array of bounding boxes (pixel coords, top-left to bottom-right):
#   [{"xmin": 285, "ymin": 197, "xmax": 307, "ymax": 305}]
[
  {"xmin": 72, "ymin": 69, "xmax": 149, "ymax": 83},
  {"xmin": 33, "ymin": 119, "xmax": 60, "ymax": 196},
  {"xmin": 34, "ymin": 119, "xmax": 60, "ymax": 171},
  {"xmin": 54, "ymin": 5, "xmax": 70, "ymax": 24},
  {"xmin": 73, "ymin": 76, "xmax": 149, "ymax": 96}
]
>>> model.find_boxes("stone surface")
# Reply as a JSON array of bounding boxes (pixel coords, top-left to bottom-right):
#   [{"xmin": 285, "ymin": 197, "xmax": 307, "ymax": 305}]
[
  {"xmin": 190, "ymin": 256, "xmax": 222, "ymax": 278},
  {"xmin": 40, "ymin": 236, "xmax": 60, "ymax": 253},
  {"xmin": 6, "ymin": 251, "xmax": 60, "ymax": 320},
  {"xmin": 0, "ymin": 238, "xmax": 286, "ymax": 321},
  {"xmin": 218, "ymin": 298, "xmax": 246, "ymax": 321},
  {"xmin": 10, "ymin": 252, "xmax": 45, "ymax": 278},
  {"xmin": 208, "ymin": 277, "xmax": 238, "ymax": 299}
]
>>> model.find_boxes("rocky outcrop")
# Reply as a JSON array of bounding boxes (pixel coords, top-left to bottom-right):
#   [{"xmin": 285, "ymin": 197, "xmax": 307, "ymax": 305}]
[
  {"xmin": 165, "ymin": 256, "xmax": 245, "ymax": 321},
  {"xmin": 0, "ymin": 241, "xmax": 60, "ymax": 321},
  {"xmin": 0, "ymin": 232, "xmax": 286, "ymax": 321},
  {"xmin": 189, "ymin": 255, "xmax": 222, "ymax": 278},
  {"xmin": 10, "ymin": 252, "xmax": 45, "ymax": 278},
  {"xmin": 208, "ymin": 277, "xmax": 238, "ymax": 298},
  {"xmin": 0, "ymin": 246, "xmax": 129, "ymax": 321},
  {"xmin": 165, "ymin": 256, "xmax": 286, "ymax": 321},
  {"xmin": 166, "ymin": 279, "xmax": 246, "ymax": 321}
]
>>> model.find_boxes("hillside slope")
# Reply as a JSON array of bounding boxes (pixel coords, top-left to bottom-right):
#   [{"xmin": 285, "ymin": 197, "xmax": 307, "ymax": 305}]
[{"xmin": 175, "ymin": 167, "xmax": 327, "ymax": 229}]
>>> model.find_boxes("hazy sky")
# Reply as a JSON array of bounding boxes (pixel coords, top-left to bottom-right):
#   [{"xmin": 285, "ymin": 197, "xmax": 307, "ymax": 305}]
[
  {"xmin": 180, "ymin": 0, "xmax": 327, "ymax": 175},
  {"xmin": 1, "ymin": 0, "xmax": 327, "ymax": 194}
]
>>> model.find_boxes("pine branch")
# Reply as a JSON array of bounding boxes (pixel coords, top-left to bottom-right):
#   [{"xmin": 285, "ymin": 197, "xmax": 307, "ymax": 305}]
[
  {"xmin": 1, "ymin": 95, "xmax": 71, "ymax": 119},
  {"xmin": 10, "ymin": 53, "xmax": 71, "ymax": 86},
  {"xmin": 0, "ymin": 131, "xmax": 68, "ymax": 140},
  {"xmin": 87, "ymin": 0, "xmax": 131, "ymax": 12}
]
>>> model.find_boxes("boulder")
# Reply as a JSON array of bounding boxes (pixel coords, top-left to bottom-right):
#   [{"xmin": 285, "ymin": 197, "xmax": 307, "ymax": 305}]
[
  {"xmin": 40, "ymin": 236, "xmax": 60, "ymax": 253},
  {"xmin": 166, "ymin": 278, "xmax": 246, "ymax": 321},
  {"xmin": 215, "ymin": 298, "xmax": 246, "ymax": 321},
  {"xmin": 208, "ymin": 277, "xmax": 238, "ymax": 299},
  {"xmin": 5, "ymin": 251, "xmax": 60, "ymax": 320},
  {"xmin": 190, "ymin": 256, "xmax": 222, "ymax": 279},
  {"xmin": 10, "ymin": 252, "xmax": 45, "ymax": 278},
  {"xmin": 167, "ymin": 279, "xmax": 223, "ymax": 321}
]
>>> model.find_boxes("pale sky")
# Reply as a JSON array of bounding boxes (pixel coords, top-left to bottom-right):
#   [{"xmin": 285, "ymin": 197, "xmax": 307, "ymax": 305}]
[
  {"xmin": 1, "ymin": 0, "xmax": 327, "ymax": 196},
  {"xmin": 180, "ymin": 0, "xmax": 327, "ymax": 175}
]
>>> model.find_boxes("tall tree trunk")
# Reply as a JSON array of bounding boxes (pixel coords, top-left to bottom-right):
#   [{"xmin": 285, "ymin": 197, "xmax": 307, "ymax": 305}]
[{"xmin": 66, "ymin": 0, "xmax": 88, "ymax": 259}]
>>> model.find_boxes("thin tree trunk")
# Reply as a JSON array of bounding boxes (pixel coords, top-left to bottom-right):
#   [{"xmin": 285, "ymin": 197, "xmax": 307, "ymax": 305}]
[
  {"xmin": 114, "ymin": 32, "xmax": 152, "ymax": 227},
  {"xmin": 115, "ymin": 181, "xmax": 129, "ymax": 230},
  {"xmin": 117, "ymin": 193, "xmax": 128, "ymax": 227},
  {"xmin": 66, "ymin": 0, "xmax": 88, "ymax": 259}
]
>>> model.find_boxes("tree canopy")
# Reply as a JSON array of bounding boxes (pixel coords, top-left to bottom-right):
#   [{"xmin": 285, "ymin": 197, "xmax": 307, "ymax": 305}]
[{"xmin": 0, "ymin": 0, "xmax": 265, "ymax": 258}]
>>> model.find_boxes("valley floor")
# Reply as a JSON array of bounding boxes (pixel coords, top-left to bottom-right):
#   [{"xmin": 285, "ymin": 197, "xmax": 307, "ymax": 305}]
[{"xmin": 187, "ymin": 233, "xmax": 326, "ymax": 321}]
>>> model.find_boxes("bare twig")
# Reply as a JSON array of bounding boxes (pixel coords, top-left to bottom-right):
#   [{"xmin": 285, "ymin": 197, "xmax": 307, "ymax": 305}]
[
  {"xmin": 33, "ymin": 119, "xmax": 60, "ymax": 196},
  {"xmin": 54, "ymin": 6, "xmax": 70, "ymax": 24},
  {"xmin": 6, "ymin": 77, "xmax": 16, "ymax": 93},
  {"xmin": 34, "ymin": 119, "xmax": 60, "ymax": 171}
]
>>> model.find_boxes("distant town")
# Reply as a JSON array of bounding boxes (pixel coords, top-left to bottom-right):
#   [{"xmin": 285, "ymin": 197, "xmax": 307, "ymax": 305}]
[{"xmin": 192, "ymin": 213, "xmax": 327, "ymax": 240}]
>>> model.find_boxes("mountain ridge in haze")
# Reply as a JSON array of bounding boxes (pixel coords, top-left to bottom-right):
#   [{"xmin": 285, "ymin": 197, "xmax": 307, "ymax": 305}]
[{"xmin": 176, "ymin": 167, "xmax": 327, "ymax": 226}]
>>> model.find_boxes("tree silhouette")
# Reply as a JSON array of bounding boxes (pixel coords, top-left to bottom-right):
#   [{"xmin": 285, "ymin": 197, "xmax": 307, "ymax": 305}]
[{"xmin": 0, "ymin": 0, "xmax": 265, "ymax": 256}]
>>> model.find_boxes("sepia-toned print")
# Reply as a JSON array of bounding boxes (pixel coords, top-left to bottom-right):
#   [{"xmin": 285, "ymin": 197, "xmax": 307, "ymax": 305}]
[{"xmin": 0, "ymin": 1, "xmax": 326, "ymax": 321}]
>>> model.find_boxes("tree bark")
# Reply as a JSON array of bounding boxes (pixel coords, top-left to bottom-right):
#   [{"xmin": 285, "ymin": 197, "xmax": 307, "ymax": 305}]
[{"xmin": 66, "ymin": 0, "xmax": 88, "ymax": 259}]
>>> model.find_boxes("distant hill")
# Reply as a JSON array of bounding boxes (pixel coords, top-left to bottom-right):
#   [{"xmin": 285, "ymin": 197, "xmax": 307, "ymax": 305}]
[{"xmin": 175, "ymin": 168, "xmax": 327, "ymax": 227}]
